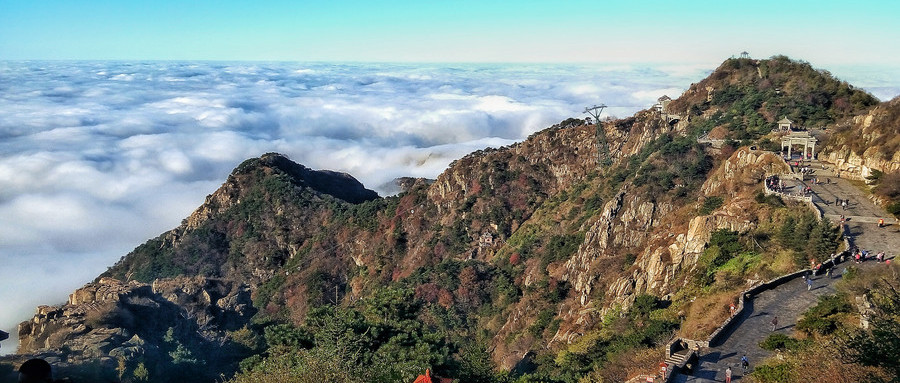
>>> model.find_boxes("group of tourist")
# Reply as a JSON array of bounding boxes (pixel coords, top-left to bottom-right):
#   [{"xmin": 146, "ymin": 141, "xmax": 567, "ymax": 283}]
[
  {"xmin": 835, "ymin": 197, "xmax": 850, "ymax": 210},
  {"xmin": 851, "ymin": 248, "xmax": 891, "ymax": 264},
  {"xmin": 765, "ymin": 175, "xmax": 785, "ymax": 193},
  {"xmin": 797, "ymin": 165, "xmax": 815, "ymax": 176}
]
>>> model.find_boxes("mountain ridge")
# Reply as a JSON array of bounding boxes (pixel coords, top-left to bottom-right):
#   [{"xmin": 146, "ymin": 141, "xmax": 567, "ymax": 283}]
[{"xmin": 4, "ymin": 55, "xmax": 895, "ymax": 383}]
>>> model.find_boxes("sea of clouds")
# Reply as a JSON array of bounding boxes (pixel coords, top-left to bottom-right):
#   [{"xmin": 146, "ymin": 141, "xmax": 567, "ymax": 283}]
[{"xmin": 0, "ymin": 60, "xmax": 896, "ymax": 352}]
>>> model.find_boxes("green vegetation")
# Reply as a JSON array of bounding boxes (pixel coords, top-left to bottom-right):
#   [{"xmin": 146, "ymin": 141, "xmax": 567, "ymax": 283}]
[
  {"xmin": 632, "ymin": 134, "xmax": 713, "ymax": 198},
  {"xmin": 694, "ymin": 229, "xmax": 748, "ymax": 288},
  {"xmin": 699, "ymin": 196, "xmax": 724, "ymax": 215},
  {"xmin": 229, "ymin": 286, "xmax": 496, "ymax": 383},
  {"xmin": 841, "ymin": 276, "xmax": 900, "ymax": 380},
  {"xmin": 796, "ymin": 294, "xmax": 852, "ymax": 336},
  {"xmin": 671, "ymin": 56, "xmax": 877, "ymax": 146},
  {"xmin": 759, "ymin": 333, "xmax": 805, "ymax": 352},
  {"xmin": 776, "ymin": 212, "xmax": 841, "ymax": 263},
  {"xmin": 751, "ymin": 362, "xmax": 794, "ymax": 383},
  {"xmin": 520, "ymin": 295, "xmax": 677, "ymax": 383}
]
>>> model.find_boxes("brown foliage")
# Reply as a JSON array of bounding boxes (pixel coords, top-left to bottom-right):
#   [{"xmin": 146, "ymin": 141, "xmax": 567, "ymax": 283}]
[
  {"xmin": 437, "ymin": 289, "xmax": 454, "ymax": 309},
  {"xmin": 414, "ymin": 283, "xmax": 441, "ymax": 304},
  {"xmin": 874, "ymin": 171, "xmax": 900, "ymax": 200},
  {"xmin": 581, "ymin": 347, "xmax": 664, "ymax": 383},
  {"xmin": 680, "ymin": 293, "xmax": 737, "ymax": 339}
]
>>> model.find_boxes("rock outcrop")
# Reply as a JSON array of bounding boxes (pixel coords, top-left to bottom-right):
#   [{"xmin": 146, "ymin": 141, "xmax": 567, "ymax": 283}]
[
  {"xmin": 552, "ymin": 148, "xmax": 787, "ymax": 345},
  {"xmin": 15, "ymin": 276, "xmax": 254, "ymax": 372},
  {"xmin": 821, "ymin": 96, "xmax": 900, "ymax": 179}
]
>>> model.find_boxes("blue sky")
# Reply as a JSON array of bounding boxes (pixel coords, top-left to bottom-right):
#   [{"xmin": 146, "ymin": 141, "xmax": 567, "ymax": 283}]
[{"xmin": 1, "ymin": 0, "xmax": 899, "ymax": 63}]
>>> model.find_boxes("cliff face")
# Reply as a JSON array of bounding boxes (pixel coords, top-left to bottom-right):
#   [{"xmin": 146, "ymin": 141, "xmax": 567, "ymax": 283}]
[
  {"xmin": 552, "ymin": 148, "xmax": 788, "ymax": 341},
  {"xmin": 821, "ymin": 96, "xmax": 900, "ymax": 179}
]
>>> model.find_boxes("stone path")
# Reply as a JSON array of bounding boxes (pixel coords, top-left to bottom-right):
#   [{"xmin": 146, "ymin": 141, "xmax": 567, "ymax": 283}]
[
  {"xmin": 801, "ymin": 160, "xmax": 900, "ymax": 255},
  {"xmin": 672, "ymin": 159, "xmax": 900, "ymax": 382},
  {"xmin": 673, "ymin": 272, "xmax": 840, "ymax": 382}
]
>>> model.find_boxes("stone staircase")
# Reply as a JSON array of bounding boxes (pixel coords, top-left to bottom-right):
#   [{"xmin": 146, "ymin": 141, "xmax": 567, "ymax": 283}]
[{"xmin": 665, "ymin": 349, "xmax": 692, "ymax": 370}]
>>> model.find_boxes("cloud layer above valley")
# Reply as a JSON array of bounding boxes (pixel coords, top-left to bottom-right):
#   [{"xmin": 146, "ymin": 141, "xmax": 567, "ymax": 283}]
[{"xmin": 0, "ymin": 60, "xmax": 894, "ymax": 349}]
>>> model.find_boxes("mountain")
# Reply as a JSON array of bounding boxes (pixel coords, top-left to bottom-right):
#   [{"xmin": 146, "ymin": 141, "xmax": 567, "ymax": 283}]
[{"xmin": 3, "ymin": 56, "xmax": 893, "ymax": 383}]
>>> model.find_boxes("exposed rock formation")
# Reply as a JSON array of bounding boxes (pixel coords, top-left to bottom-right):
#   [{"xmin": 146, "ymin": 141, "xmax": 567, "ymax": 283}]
[
  {"xmin": 821, "ymin": 96, "xmax": 900, "ymax": 179},
  {"xmin": 15, "ymin": 276, "xmax": 254, "ymax": 372}
]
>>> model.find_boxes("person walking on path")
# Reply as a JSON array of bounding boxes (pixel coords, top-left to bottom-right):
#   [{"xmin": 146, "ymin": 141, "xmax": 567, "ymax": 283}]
[
  {"xmin": 741, "ymin": 355, "xmax": 750, "ymax": 374},
  {"xmin": 807, "ymin": 277, "xmax": 813, "ymax": 291},
  {"xmin": 771, "ymin": 315, "xmax": 778, "ymax": 331},
  {"xmin": 725, "ymin": 366, "xmax": 732, "ymax": 383}
]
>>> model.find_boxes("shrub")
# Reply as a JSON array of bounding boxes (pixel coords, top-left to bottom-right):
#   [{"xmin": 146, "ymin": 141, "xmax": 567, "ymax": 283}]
[
  {"xmin": 623, "ymin": 253, "xmax": 637, "ymax": 270},
  {"xmin": 797, "ymin": 294, "xmax": 851, "ymax": 335},
  {"xmin": 751, "ymin": 362, "xmax": 794, "ymax": 383},
  {"xmin": 699, "ymin": 196, "xmax": 724, "ymax": 215},
  {"xmin": 759, "ymin": 333, "xmax": 804, "ymax": 351}
]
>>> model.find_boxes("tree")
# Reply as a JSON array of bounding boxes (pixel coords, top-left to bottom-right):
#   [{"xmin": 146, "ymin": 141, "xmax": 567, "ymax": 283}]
[
  {"xmin": 116, "ymin": 357, "xmax": 127, "ymax": 381},
  {"xmin": 455, "ymin": 343, "xmax": 499, "ymax": 383},
  {"xmin": 133, "ymin": 362, "xmax": 149, "ymax": 381},
  {"xmin": 806, "ymin": 220, "xmax": 839, "ymax": 260},
  {"xmin": 796, "ymin": 294, "xmax": 851, "ymax": 335},
  {"xmin": 778, "ymin": 216, "xmax": 796, "ymax": 249},
  {"xmin": 842, "ymin": 280, "xmax": 900, "ymax": 381}
]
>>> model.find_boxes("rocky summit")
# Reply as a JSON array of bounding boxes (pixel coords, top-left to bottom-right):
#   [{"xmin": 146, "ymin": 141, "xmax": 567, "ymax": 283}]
[{"xmin": 4, "ymin": 56, "xmax": 899, "ymax": 383}]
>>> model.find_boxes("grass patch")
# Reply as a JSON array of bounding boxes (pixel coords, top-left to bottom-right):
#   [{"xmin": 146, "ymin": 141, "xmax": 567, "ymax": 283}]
[
  {"xmin": 718, "ymin": 252, "xmax": 761, "ymax": 274},
  {"xmin": 699, "ymin": 196, "xmax": 724, "ymax": 215},
  {"xmin": 759, "ymin": 333, "xmax": 807, "ymax": 351},
  {"xmin": 751, "ymin": 361, "xmax": 794, "ymax": 383}
]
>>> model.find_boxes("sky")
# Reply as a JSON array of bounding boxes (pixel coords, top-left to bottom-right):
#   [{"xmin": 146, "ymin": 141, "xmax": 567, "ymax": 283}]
[
  {"xmin": 1, "ymin": 0, "xmax": 900, "ymax": 353},
  {"xmin": 1, "ymin": 0, "xmax": 900, "ymax": 64}
]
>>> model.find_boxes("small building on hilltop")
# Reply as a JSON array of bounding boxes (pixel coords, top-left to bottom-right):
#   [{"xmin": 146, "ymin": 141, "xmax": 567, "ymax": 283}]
[
  {"xmin": 777, "ymin": 117, "xmax": 795, "ymax": 132},
  {"xmin": 654, "ymin": 95, "xmax": 672, "ymax": 113},
  {"xmin": 479, "ymin": 232, "xmax": 494, "ymax": 248}
]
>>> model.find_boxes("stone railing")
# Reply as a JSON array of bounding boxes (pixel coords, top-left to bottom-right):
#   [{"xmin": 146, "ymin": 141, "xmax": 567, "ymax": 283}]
[
  {"xmin": 630, "ymin": 172, "xmax": 849, "ymax": 382},
  {"xmin": 649, "ymin": 176, "xmax": 845, "ymax": 382},
  {"xmin": 658, "ymin": 269, "xmax": 808, "ymax": 382},
  {"xmin": 763, "ymin": 181, "xmax": 823, "ymax": 220}
]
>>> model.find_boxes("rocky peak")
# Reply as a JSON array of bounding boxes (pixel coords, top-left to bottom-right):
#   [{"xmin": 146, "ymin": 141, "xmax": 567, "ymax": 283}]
[
  {"xmin": 12, "ymin": 276, "xmax": 253, "ymax": 379},
  {"xmin": 180, "ymin": 153, "xmax": 379, "ymax": 234}
]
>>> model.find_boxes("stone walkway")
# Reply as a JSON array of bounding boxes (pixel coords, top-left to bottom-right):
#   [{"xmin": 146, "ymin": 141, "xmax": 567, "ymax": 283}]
[
  {"xmin": 673, "ymin": 272, "xmax": 840, "ymax": 382},
  {"xmin": 672, "ymin": 159, "xmax": 900, "ymax": 382},
  {"xmin": 801, "ymin": 160, "xmax": 900, "ymax": 254}
]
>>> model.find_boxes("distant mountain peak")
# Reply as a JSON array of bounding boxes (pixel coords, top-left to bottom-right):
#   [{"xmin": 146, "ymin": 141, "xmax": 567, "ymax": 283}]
[{"xmin": 236, "ymin": 152, "xmax": 379, "ymax": 204}]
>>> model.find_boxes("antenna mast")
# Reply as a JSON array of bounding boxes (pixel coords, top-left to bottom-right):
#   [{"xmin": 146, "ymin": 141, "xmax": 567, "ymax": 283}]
[{"xmin": 584, "ymin": 104, "xmax": 610, "ymax": 166}]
